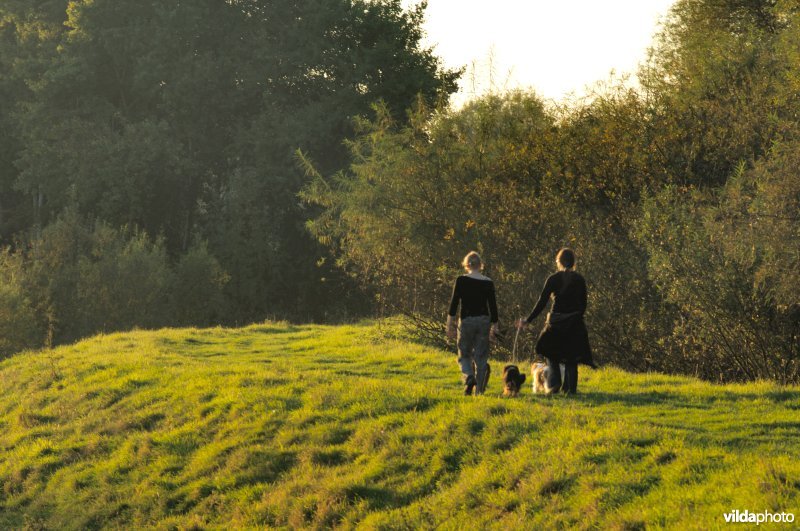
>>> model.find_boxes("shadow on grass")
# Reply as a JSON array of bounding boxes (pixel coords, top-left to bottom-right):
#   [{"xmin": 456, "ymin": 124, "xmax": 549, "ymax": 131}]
[
  {"xmin": 311, "ymin": 449, "xmax": 352, "ymax": 467},
  {"xmin": 540, "ymin": 475, "xmax": 577, "ymax": 497},
  {"xmin": 183, "ymin": 337, "xmax": 214, "ymax": 345},
  {"xmin": 575, "ymin": 390, "xmax": 708, "ymax": 408},
  {"xmin": 752, "ymin": 421, "xmax": 800, "ymax": 433},
  {"xmin": 727, "ymin": 389, "xmax": 800, "ymax": 405},
  {"xmin": 718, "ymin": 421, "xmax": 800, "ymax": 452},
  {"xmin": 576, "ymin": 388, "xmax": 800, "ymax": 408},
  {"xmin": 124, "ymin": 412, "xmax": 166, "ymax": 431},
  {"xmin": 235, "ymin": 450, "xmax": 298, "ymax": 488},
  {"xmin": 250, "ymin": 325, "xmax": 302, "ymax": 335},
  {"xmin": 566, "ymin": 390, "xmax": 800, "ymax": 453},
  {"xmin": 344, "ymin": 484, "xmax": 397, "ymax": 510}
]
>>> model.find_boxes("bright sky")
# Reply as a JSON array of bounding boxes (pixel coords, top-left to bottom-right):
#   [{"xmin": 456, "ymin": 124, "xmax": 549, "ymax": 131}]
[{"xmin": 402, "ymin": 0, "xmax": 677, "ymax": 105}]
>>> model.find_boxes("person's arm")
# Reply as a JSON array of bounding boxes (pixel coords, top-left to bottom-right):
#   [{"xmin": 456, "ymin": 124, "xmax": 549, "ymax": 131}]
[
  {"xmin": 526, "ymin": 275, "xmax": 556, "ymax": 323},
  {"xmin": 488, "ymin": 281, "xmax": 499, "ymax": 339},
  {"xmin": 448, "ymin": 277, "xmax": 461, "ymax": 318},
  {"xmin": 488, "ymin": 281, "xmax": 499, "ymax": 324},
  {"xmin": 446, "ymin": 278, "xmax": 460, "ymax": 337},
  {"xmin": 578, "ymin": 276, "xmax": 587, "ymax": 315}
]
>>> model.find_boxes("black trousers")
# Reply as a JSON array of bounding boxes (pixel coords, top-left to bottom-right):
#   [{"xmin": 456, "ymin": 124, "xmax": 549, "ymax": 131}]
[{"xmin": 547, "ymin": 357, "xmax": 578, "ymax": 394}]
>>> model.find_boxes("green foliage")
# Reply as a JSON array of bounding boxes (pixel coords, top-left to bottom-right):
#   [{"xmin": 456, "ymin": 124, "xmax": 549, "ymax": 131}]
[
  {"xmin": 736, "ymin": 138, "xmax": 800, "ymax": 308},
  {"xmin": 0, "ymin": 211, "xmax": 231, "ymax": 354},
  {"xmin": 168, "ymin": 241, "xmax": 228, "ymax": 328},
  {"xmin": 0, "ymin": 250, "xmax": 42, "ymax": 358},
  {"xmin": 1, "ymin": 0, "xmax": 797, "ymax": 382},
  {"xmin": 75, "ymin": 227, "xmax": 171, "ymax": 335},
  {"xmin": 20, "ymin": 210, "xmax": 172, "ymax": 344},
  {"xmin": 636, "ymin": 143, "xmax": 800, "ymax": 383},
  {"xmin": 640, "ymin": 0, "xmax": 798, "ymax": 186},
  {"xmin": 0, "ymin": 322, "xmax": 797, "ymax": 528},
  {"xmin": 0, "ymin": 0, "xmax": 459, "ymax": 325}
]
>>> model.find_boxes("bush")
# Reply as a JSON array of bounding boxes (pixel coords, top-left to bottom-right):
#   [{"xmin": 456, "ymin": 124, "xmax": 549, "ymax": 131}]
[
  {"xmin": 169, "ymin": 241, "xmax": 229, "ymax": 327},
  {"xmin": 15, "ymin": 209, "xmax": 229, "ymax": 347},
  {"xmin": 0, "ymin": 250, "xmax": 43, "ymax": 357},
  {"xmin": 636, "ymin": 177, "xmax": 799, "ymax": 383},
  {"xmin": 75, "ymin": 225, "xmax": 171, "ymax": 335},
  {"xmin": 21, "ymin": 211, "xmax": 172, "ymax": 342}
]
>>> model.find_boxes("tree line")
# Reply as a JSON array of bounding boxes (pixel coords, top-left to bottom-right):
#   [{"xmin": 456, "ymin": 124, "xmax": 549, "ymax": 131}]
[{"xmin": 303, "ymin": 0, "xmax": 800, "ymax": 384}]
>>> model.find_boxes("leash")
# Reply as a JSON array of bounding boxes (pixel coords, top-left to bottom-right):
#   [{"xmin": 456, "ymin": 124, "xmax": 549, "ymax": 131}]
[{"xmin": 512, "ymin": 323, "xmax": 520, "ymax": 364}]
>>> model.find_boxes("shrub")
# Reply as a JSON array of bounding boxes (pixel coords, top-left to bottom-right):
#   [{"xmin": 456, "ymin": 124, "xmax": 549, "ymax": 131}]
[
  {"xmin": 636, "ymin": 175, "xmax": 799, "ymax": 383},
  {"xmin": 76, "ymin": 225, "xmax": 171, "ymax": 335},
  {"xmin": 0, "ymin": 250, "xmax": 43, "ymax": 357},
  {"xmin": 169, "ymin": 241, "xmax": 229, "ymax": 327}
]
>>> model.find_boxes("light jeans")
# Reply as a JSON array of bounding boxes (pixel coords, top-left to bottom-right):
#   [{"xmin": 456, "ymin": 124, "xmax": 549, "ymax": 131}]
[{"xmin": 457, "ymin": 315, "xmax": 491, "ymax": 394}]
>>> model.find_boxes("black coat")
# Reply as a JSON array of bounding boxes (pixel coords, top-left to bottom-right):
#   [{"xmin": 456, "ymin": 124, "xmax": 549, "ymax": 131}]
[
  {"xmin": 535, "ymin": 312, "xmax": 595, "ymax": 366},
  {"xmin": 526, "ymin": 271, "xmax": 595, "ymax": 367}
]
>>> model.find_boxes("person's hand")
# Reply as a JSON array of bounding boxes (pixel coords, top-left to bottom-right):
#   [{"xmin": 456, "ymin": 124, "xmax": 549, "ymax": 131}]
[
  {"xmin": 489, "ymin": 324, "xmax": 499, "ymax": 343},
  {"xmin": 446, "ymin": 315, "xmax": 457, "ymax": 341},
  {"xmin": 516, "ymin": 318, "xmax": 529, "ymax": 330}
]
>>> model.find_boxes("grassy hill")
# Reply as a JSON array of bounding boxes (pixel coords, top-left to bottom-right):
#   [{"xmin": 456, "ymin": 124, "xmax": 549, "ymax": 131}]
[{"xmin": 0, "ymin": 321, "xmax": 798, "ymax": 530}]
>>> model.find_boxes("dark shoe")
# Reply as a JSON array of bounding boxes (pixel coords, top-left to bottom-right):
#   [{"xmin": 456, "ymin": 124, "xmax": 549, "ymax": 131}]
[{"xmin": 464, "ymin": 375, "xmax": 476, "ymax": 396}]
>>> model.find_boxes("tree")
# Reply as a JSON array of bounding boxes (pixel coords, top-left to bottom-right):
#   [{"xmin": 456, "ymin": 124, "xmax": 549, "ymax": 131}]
[{"xmin": 0, "ymin": 1, "xmax": 68, "ymax": 238}]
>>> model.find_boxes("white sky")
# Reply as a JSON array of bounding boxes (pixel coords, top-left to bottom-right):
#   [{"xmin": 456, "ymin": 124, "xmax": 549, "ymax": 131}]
[{"xmin": 402, "ymin": 0, "xmax": 677, "ymax": 105}]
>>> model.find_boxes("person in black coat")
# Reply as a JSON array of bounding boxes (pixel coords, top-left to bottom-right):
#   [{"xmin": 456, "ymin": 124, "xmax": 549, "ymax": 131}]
[{"xmin": 517, "ymin": 248, "xmax": 595, "ymax": 394}]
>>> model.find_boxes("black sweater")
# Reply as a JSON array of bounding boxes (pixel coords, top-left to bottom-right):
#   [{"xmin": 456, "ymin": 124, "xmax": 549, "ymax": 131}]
[
  {"xmin": 448, "ymin": 275, "xmax": 499, "ymax": 323},
  {"xmin": 525, "ymin": 271, "xmax": 587, "ymax": 323}
]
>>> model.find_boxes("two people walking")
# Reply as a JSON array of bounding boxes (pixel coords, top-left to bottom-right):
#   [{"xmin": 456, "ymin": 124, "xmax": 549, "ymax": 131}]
[{"xmin": 447, "ymin": 248, "xmax": 594, "ymax": 395}]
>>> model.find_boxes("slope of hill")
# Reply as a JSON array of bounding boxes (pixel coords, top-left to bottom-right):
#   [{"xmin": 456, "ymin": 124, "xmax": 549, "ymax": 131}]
[{"xmin": 1, "ymin": 322, "xmax": 798, "ymax": 529}]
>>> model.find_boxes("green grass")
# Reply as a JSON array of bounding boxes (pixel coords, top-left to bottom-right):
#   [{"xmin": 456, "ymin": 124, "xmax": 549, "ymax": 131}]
[{"xmin": 0, "ymin": 321, "xmax": 798, "ymax": 530}]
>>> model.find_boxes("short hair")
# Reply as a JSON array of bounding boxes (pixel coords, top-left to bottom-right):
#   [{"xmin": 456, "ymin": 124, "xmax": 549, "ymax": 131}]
[
  {"xmin": 556, "ymin": 248, "xmax": 576, "ymax": 270},
  {"xmin": 462, "ymin": 251, "xmax": 483, "ymax": 270}
]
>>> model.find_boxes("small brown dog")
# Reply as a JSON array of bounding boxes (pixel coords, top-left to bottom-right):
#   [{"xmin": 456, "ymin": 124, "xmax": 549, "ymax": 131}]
[{"xmin": 502, "ymin": 364, "xmax": 526, "ymax": 397}]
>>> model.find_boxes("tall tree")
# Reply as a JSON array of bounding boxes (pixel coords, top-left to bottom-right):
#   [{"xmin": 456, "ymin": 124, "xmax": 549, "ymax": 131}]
[{"xmin": 0, "ymin": 1, "xmax": 70, "ymax": 238}]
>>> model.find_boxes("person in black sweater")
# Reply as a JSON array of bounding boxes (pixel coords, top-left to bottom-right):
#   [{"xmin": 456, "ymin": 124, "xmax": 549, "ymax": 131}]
[
  {"xmin": 517, "ymin": 248, "xmax": 594, "ymax": 394},
  {"xmin": 447, "ymin": 251, "xmax": 499, "ymax": 395}
]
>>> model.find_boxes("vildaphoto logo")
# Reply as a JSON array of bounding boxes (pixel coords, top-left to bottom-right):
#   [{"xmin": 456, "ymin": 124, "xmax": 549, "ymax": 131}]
[{"xmin": 723, "ymin": 510, "xmax": 795, "ymax": 525}]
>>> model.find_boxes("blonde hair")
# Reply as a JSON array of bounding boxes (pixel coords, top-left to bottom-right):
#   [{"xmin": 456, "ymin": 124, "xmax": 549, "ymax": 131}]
[
  {"xmin": 462, "ymin": 251, "xmax": 483, "ymax": 271},
  {"xmin": 556, "ymin": 248, "xmax": 576, "ymax": 271}
]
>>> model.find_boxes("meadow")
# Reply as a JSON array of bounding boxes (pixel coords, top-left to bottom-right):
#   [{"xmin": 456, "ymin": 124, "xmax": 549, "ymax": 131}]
[{"xmin": 0, "ymin": 321, "xmax": 798, "ymax": 529}]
